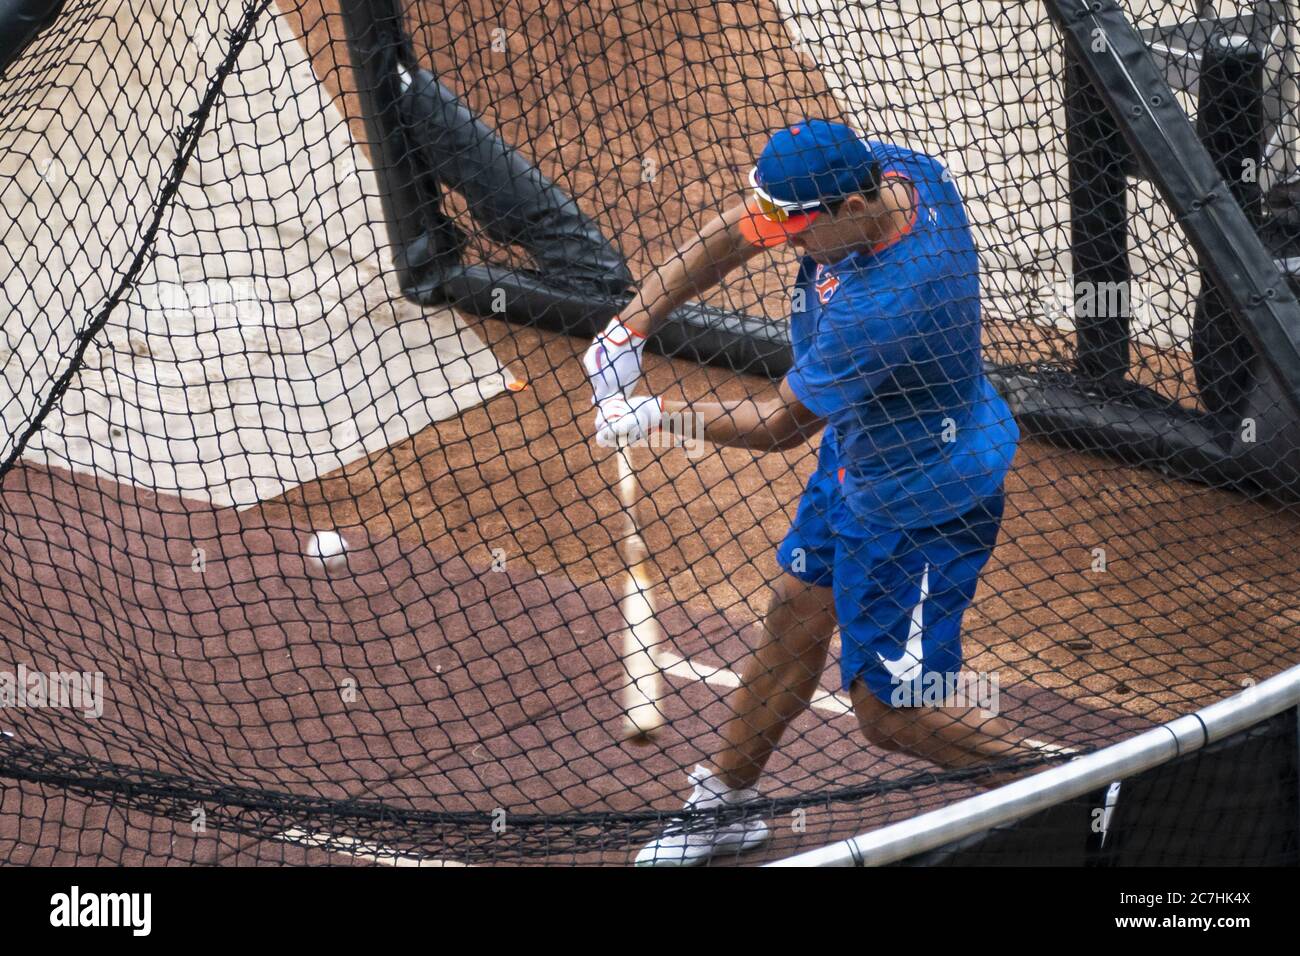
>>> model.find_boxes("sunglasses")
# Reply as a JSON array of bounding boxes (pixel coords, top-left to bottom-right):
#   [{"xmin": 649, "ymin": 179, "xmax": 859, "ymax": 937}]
[{"xmin": 748, "ymin": 168, "xmax": 828, "ymax": 223}]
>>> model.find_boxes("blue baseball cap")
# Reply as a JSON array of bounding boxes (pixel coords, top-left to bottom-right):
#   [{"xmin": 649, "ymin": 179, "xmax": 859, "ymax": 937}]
[{"xmin": 741, "ymin": 120, "xmax": 880, "ymax": 247}]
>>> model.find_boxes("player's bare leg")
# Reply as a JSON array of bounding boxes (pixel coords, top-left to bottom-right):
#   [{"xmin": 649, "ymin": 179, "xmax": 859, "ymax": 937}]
[
  {"xmin": 849, "ymin": 681, "xmax": 1068, "ymax": 788},
  {"xmin": 711, "ymin": 573, "xmax": 837, "ymax": 790},
  {"xmin": 634, "ymin": 573, "xmax": 834, "ymax": 865}
]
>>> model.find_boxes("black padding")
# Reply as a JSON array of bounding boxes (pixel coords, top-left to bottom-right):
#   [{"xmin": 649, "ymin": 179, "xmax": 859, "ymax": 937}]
[
  {"xmin": 1045, "ymin": 0, "xmax": 1300, "ymax": 427},
  {"xmin": 1065, "ymin": 52, "xmax": 1133, "ymax": 385},
  {"xmin": 410, "ymin": 262, "xmax": 795, "ymax": 380},
  {"xmin": 0, "ymin": 0, "xmax": 64, "ymax": 79},
  {"xmin": 1192, "ymin": 33, "xmax": 1266, "ymax": 420},
  {"xmin": 398, "ymin": 69, "xmax": 633, "ymax": 297}
]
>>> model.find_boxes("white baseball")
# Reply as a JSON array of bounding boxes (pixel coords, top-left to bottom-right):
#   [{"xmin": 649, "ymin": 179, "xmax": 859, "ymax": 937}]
[{"xmin": 307, "ymin": 531, "xmax": 347, "ymax": 563}]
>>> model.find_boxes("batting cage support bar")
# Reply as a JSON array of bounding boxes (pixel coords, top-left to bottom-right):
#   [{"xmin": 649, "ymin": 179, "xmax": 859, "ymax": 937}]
[
  {"xmin": 767, "ymin": 661, "xmax": 1300, "ymax": 867},
  {"xmin": 1044, "ymin": 0, "xmax": 1300, "ymax": 425}
]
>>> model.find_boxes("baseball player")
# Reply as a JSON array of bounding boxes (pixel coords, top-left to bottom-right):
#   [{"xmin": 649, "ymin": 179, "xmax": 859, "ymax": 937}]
[{"xmin": 585, "ymin": 120, "xmax": 1042, "ymax": 866}]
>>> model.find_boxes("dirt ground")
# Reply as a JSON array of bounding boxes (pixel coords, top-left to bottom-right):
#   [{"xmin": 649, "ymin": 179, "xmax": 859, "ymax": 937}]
[
  {"xmin": 287, "ymin": 0, "xmax": 1300, "ymax": 721},
  {"xmin": 0, "ymin": 0, "xmax": 1298, "ymax": 865}
]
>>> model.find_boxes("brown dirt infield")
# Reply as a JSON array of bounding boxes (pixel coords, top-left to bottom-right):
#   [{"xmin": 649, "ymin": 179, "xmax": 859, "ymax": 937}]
[{"xmin": 0, "ymin": 0, "xmax": 1298, "ymax": 865}]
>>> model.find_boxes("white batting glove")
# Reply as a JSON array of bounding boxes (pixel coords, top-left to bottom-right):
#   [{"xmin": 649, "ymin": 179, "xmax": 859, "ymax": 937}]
[
  {"xmin": 584, "ymin": 316, "xmax": 647, "ymax": 404},
  {"xmin": 595, "ymin": 394, "xmax": 663, "ymax": 448}
]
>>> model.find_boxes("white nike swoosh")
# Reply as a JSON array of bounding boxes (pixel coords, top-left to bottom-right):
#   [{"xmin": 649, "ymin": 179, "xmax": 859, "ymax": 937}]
[{"xmin": 877, "ymin": 563, "xmax": 928, "ymax": 683}]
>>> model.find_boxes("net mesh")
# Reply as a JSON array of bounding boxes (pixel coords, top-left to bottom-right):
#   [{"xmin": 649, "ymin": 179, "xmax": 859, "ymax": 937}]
[{"xmin": 0, "ymin": 0, "xmax": 1297, "ymax": 865}]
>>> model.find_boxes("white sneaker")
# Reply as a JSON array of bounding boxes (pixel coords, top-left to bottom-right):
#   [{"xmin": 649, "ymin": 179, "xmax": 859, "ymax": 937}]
[{"xmin": 634, "ymin": 765, "xmax": 770, "ymax": 866}]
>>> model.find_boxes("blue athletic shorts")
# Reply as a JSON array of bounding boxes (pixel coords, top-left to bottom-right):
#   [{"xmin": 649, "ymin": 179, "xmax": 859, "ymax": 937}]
[{"xmin": 776, "ymin": 442, "xmax": 1005, "ymax": 704}]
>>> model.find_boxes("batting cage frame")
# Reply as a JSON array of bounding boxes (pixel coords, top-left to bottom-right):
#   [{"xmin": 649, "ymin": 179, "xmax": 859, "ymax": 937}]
[
  {"xmin": 772, "ymin": 661, "xmax": 1300, "ymax": 866},
  {"xmin": 1, "ymin": 0, "xmax": 1299, "ymax": 866}
]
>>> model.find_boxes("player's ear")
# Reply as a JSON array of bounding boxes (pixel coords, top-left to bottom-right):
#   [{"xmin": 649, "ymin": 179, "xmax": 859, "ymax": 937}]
[{"xmin": 841, "ymin": 193, "xmax": 870, "ymax": 215}]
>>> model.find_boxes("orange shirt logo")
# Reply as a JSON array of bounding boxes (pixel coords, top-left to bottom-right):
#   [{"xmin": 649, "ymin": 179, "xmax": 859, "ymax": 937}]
[{"xmin": 814, "ymin": 266, "xmax": 840, "ymax": 305}]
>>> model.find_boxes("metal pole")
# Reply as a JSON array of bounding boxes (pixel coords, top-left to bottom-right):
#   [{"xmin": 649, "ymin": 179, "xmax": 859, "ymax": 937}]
[{"xmin": 766, "ymin": 662, "xmax": 1300, "ymax": 866}]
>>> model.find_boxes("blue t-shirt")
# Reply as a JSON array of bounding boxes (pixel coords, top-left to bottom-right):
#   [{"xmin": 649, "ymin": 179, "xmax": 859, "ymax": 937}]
[{"xmin": 784, "ymin": 141, "xmax": 1019, "ymax": 530}]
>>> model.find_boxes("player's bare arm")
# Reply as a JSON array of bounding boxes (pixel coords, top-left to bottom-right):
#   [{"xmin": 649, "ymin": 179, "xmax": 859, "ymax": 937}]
[
  {"xmin": 618, "ymin": 201, "xmax": 770, "ymax": 337},
  {"xmin": 582, "ymin": 201, "xmax": 768, "ymax": 402},
  {"xmin": 665, "ymin": 379, "xmax": 823, "ymax": 451}
]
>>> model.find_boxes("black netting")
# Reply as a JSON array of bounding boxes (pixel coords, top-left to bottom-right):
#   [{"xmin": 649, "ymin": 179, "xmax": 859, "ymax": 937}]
[{"xmin": 0, "ymin": 0, "xmax": 1297, "ymax": 866}]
